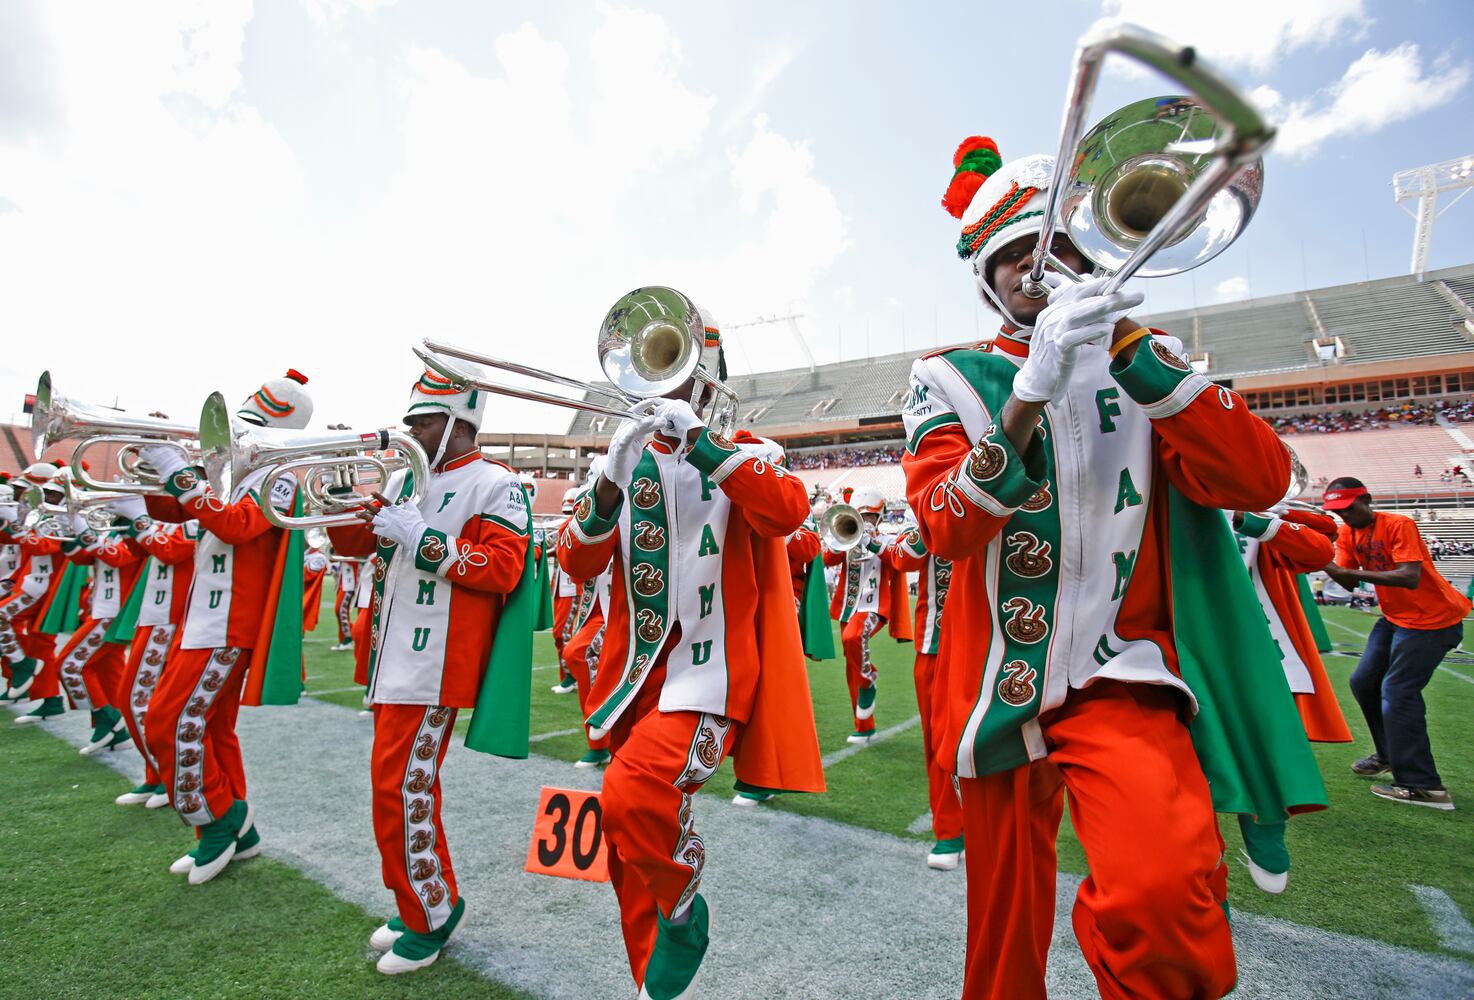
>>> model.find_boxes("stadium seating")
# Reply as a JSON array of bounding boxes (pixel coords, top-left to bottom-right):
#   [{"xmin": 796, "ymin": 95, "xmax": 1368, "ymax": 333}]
[{"xmin": 1284, "ymin": 426, "xmax": 1473, "ymax": 499}]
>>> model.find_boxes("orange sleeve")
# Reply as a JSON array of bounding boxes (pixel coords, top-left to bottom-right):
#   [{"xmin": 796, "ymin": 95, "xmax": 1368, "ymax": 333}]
[
  {"xmin": 787, "ymin": 528, "xmax": 820, "ymax": 570},
  {"xmin": 414, "ymin": 515, "xmax": 526, "ymax": 595},
  {"xmin": 1249, "ymin": 514, "xmax": 1335, "ymax": 574},
  {"xmin": 327, "ymin": 522, "xmax": 377, "ymax": 559},
  {"xmin": 140, "ymin": 525, "xmax": 197, "ymax": 566},
  {"xmin": 144, "ymin": 494, "xmax": 188, "ymax": 523},
  {"xmin": 902, "ymin": 422, "xmax": 1043, "ymax": 561},
  {"xmin": 94, "ymin": 537, "xmax": 146, "ymax": 568},
  {"xmin": 557, "ymin": 496, "xmax": 619, "ymax": 583},
  {"xmin": 685, "ymin": 431, "xmax": 810, "ymax": 538},
  {"xmin": 1335, "ymin": 523, "xmax": 1360, "ymax": 569},
  {"xmin": 886, "ymin": 528, "xmax": 929, "ymax": 573}
]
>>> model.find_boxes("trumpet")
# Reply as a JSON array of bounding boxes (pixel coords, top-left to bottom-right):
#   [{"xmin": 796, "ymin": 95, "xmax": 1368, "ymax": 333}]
[
  {"xmin": 413, "ymin": 286, "xmax": 739, "ymax": 438},
  {"xmin": 31, "ymin": 371, "xmax": 199, "ymax": 495},
  {"xmin": 196, "ymin": 392, "xmax": 431, "ymax": 530},
  {"xmin": 821, "ymin": 503, "xmax": 866, "ymax": 552},
  {"xmin": 1021, "ymin": 20, "xmax": 1272, "ymax": 299}
]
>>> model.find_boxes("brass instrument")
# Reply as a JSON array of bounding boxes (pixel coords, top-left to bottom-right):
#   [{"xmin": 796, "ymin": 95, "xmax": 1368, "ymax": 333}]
[
  {"xmin": 821, "ymin": 502, "xmax": 865, "ymax": 552},
  {"xmin": 413, "ymin": 286, "xmax": 739, "ymax": 438},
  {"xmin": 196, "ymin": 392, "xmax": 431, "ymax": 530},
  {"xmin": 31, "ymin": 371, "xmax": 199, "ymax": 495},
  {"xmin": 1021, "ymin": 20, "xmax": 1272, "ymax": 298}
]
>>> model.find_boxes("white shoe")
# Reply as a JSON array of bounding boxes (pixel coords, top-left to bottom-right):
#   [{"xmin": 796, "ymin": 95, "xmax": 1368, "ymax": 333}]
[
  {"xmin": 14, "ymin": 711, "xmax": 54, "ymax": 725},
  {"xmin": 330, "ymin": 642, "xmax": 353, "ymax": 652},
  {"xmin": 188, "ymin": 803, "xmax": 253, "ymax": 885},
  {"xmin": 845, "ymin": 732, "xmax": 874, "ymax": 746},
  {"xmin": 731, "ymin": 792, "xmax": 774, "ymax": 808},
  {"xmin": 639, "ymin": 972, "xmax": 702, "ymax": 1000},
  {"xmin": 369, "ymin": 923, "xmax": 404, "ymax": 951},
  {"xmin": 145, "ymin": 792, "xmax": 171, "ymax": 809},
  {"xmin": 115, "ymin": 789, "xmax": 153, "ymax": 805},
  {"xmin": 550, "ymin": 678, "xmax": 578, "ymax": 695},
  {"xmin": 377, "ymin": 947, "xmax": 440, "ymax": 975},
  {"xmin": 358, "ymin": 709, "xmax": 373, "ymax": 718},
  {"xmin": 169, "ymin": 852, "xmax": 196, "ymax": 875},
  {"xmin": 926, "ymin": 848, "xmax": 964, "ymax": 871},
  {"xmin": 1239, "ymin": 849, "xmax": 1288, "ymax": 894}
]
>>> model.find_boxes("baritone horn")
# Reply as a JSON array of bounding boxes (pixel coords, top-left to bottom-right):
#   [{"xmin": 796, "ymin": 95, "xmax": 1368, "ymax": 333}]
[
  {"xmin": 413, "ymin": 286, "xmax": 739, "ymax": 438},
  {"xmin": 821, "ymin": 503, "xmax": 865, "ymax": 552},
  {"xmin": 1021, "ymin": 19, "xmax": 1273, "ymax": 299},
  {"xmin": 31, "ymin": 371, "xmax": 199, "ymax": 495},
  {"xmin": 195, "ymin": 392, "xmax": 431, "ymax": 530}
]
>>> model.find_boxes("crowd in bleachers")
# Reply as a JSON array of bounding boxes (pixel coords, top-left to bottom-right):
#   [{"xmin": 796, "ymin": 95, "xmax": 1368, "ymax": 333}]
[
  {"xmin": 1424, "ymin": 535, "xmax": 1474, "ymax": 560},
  {"xmin": 1267, "ymin": 399, "xmax": 1474, "ymax": 434},
  {"xmin": 789, "ymin": 444, "xmax": 904, "ymax": 470}
]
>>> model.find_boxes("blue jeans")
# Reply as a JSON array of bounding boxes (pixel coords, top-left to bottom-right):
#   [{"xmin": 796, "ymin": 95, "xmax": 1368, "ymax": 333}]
[{"xmin": 1349, "ymin": 617, "xmax": 1462, "ymax": 789}]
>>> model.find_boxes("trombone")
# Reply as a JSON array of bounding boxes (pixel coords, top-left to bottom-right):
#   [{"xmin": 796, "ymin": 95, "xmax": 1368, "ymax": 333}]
[
  {"xmin": 821, "ymin": 503, "xmax": 866, "ymax": 552},
  {"xmin": 195, "ymin": 392, "xmax": 432, "ymax": 531},
  {"xmin": 31, "ymin": 371, "xmax": 199, "ymax": 495},
  {"xmin": 414, "ymin": 286, "xmax": 739, "ymax": 438},
  {"xmin": 1021, "ymin": 20, "xmax": 1273, "ymax": 299}
]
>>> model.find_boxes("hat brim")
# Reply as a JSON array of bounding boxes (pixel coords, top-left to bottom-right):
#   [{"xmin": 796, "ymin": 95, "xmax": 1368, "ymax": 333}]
[{"xmin": 1321, "ymin": 495, "xmax": 1359, "ymax": 511}]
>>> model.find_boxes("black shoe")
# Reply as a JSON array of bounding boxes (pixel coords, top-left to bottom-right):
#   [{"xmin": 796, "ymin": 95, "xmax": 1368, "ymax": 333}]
[{"xmin": 1351, "ymin": 754, "xmax": 1391, "ymax": 777}]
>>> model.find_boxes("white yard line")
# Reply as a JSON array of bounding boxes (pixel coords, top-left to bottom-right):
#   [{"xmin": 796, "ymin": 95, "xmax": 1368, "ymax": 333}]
[
  {"xmin": 1323, "ymin": 618, "xmax": 1474, "ymax": 685},
  {"xmin": 526, "ymin": 726, "xmax": 583, "ymax": 744},
  {"xmin": 820, "ymin": 714, "xmax": 920, "ymax": 768},
  {"xmin": 11, "ymin": 700, "xmax": 1474, "ymax": 999},
  {"xmin": 304, "ymin": 685, "xmax": 365, "ymax": 697},
  {"xmin": 1410, "ymin": 885, "xmax": 1474, "ymax": 955},
  {"xmin": 907, "ymin": 810, "xmax": 933, "ymax": 835}
]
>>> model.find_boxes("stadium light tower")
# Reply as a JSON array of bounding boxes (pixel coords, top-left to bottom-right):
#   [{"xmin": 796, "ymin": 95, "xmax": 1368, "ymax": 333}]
[{"xmin": 1393, "ymin": 154, "xmax": 1474, "ymax": 280}]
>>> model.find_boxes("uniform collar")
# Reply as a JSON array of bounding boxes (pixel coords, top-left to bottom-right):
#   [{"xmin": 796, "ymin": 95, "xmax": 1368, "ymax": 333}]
[
  {"xmin": 990, "ymin": 326, "xmax": 1030, "ymax": 358},
  {"xmin": 438, "ymin": 449, "xmax": 482, "ymax": 473}
]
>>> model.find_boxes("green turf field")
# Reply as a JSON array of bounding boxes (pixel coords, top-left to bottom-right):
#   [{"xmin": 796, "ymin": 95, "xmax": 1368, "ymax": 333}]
[{"xmin": 5, "ymin": 593, "xmax": 1471, "ymax": 998}]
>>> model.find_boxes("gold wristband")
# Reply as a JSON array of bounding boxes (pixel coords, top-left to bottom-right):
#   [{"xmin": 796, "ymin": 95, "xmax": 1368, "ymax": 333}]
[{"xmin": 1108, "ymin": 327, "xmax": 1152, "ymax": 360}]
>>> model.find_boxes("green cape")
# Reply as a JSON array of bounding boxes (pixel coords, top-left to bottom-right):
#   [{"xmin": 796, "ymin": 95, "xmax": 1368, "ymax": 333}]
[
  {"xmin": 464, "ymin": 528, "xmax": 536, "ymax": 758},
  {"xmin": 1168, "ymin": 488, "xmax": 1327, "ymax": 821},
  {"xmin": 533, "ymin": 542, "xmax": 554, "ymax": 631},
  {"xmin": 103, "ymin": 557, "xmax": 154, "ymax": 645},
  {"xmin": 252, "ymin": 497, "xmax": 307, "ymax": 706},
  {"xmin": 1297, "ymin": 573, "xmax": 1332, "ymax": 654},
  {"xmin": 36, "ymin": 563, "xmax": 87, "ymax": 636},
  {"xmin": 800, "ymin": 553, "xmax": 835, "ymax": 660}
]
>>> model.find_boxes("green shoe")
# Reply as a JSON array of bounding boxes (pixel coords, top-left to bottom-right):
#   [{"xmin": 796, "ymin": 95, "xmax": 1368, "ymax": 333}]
[
  {"xmin": 731, "ymin": 790, "xmax": 775, "ymax": 807},
  {"xmin": 188, "ymin": 800, "xmax": 253, "ymax": 885},
  {"xmin": 856, "ymin": 683, "xmax": 877, "ymax": 720},
  {"xmin": 377, "ymin": 898, "xmax": 465, "ymax": 975},
  {"xmin": 1237, "ymin": 815, "xmax": 1289, "ymax": 894},
  {"xmin": 115, "ymin": 782, "xmax": 156, "ymax": 806},
  {"xmin": 926, "ymin": 836, "xmax": 965, "ymax": 871},
  {"xmin": 15, "ymin": 697, "xmax": 65, "ymax": 725},
  {"xmin": 1, "ymin": 658, "xmax": 36, "ymax": 700},
  {"xmin": 574, "ymin": 748, "xmax": 611, "ymax": 769},
  {"xmin": 235, "ymin": 822, "xmax": 263, "ymax": 862},
  {"xmin": 639, "ymin": 893, "xmax": 709, "ymax": 1000},
  {"xmin": 80, "ymin": 706, "xmax": 126, "ymax": 756}
]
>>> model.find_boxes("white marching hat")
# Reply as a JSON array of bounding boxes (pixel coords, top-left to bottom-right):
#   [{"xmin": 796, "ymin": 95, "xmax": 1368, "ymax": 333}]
[{"xmin": 238, "ymin": 370, "xmax": 314, "ymax": 430}]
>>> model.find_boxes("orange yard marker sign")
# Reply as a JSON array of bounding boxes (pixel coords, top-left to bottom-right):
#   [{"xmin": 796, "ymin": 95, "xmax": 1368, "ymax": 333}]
[{"xmin": 524, "ymin": 786, "xmax": 610, "ymax": 882}]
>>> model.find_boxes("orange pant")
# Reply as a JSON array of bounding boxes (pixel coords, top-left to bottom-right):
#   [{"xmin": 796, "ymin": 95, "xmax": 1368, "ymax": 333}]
[
  {"xmin": 552, "ymin": 594, "xmax": 574, "ymax": 680},
  {"xmin": 352, "ymin": 606, "xmax": 372, "ymax": 687},
  {"xmin": 603, "ymin": 664, "xmax": 739, "ymax": 984},
  {"xmin": 562, "ymin": 610, "xmax": 611, "ymax": 753},
  {"xmin": 120, "ymin": 624, "xmax": 177, "ymax": 786},
  {"xmin": 57, "ymin": 617, "xmax": 125, "ymax": 712},
  {"xmin": 2, "ymin": 596, "xmax": 58, "ymax": 695},
  {"xmin": 840, "ymin": 612, "xmax": 883, "ymax": 733},
  {"xmin": 144, "ymin": 646, "xmax": 249, "ymax": 827},
  {"xmin": 371, "ymin": 703, "xmax": 460, "ymax": 934},
  {"xmin": 914, "ymin": 652, "xmax": 963, "ymax": 841},
  {"xmin": 959, "ymin": 680, "xmax": 1235, "ymax": 1000}
]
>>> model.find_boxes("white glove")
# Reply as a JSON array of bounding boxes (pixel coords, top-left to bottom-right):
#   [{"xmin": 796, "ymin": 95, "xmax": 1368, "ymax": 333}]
[
  {"xmin": 68, "ymin": 514, "xmax": 91, "ymax": 538},
  {"xmin": 652, "ymin": 398, "xmax": 704, "ymax": 443},
  {"xmin": 139, "ymin": 444, "xmax": 189, "ymax": 483},
  {"xmin": 603, "ymin": 400, "xmax": 663, "ymax": 489},
  {"xmin": 1013, "ymin": 275, "xmax": 1144, "ymax": 403},
  {"xmin": 108, "ymin": 496, "xmax": 148, "ymax": 522},
  {"xmin": 370, "ymin": 501, "xmax": 428, "ymax": 550},
  {"xmin": 0, "ymin": 502, "xmax": 17, "ymax": 527}
]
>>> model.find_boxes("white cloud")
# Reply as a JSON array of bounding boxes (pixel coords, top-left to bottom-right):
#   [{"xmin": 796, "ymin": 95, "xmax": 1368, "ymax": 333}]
[
  {"xmin": 302, "ymin": 0, "xmax": 398, "ymax": 23},
  {"xmin": 1215, "ymin": 276, "xmax": 1250, "ymax": 302},
  {"xmin": 1102, "ymin": 0, "xmax": 1370, "ymax": 73},
  {"xmin": 1270, "ymin": 44, "xmax": 1471, "ymax": 159},
  {"xmin": 590, "ymin": 3, "xmax": 714, "ymax": 164}
]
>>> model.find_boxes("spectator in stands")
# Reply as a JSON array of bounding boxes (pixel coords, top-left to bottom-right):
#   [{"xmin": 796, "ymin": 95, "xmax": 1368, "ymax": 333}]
[
  {"xmin": 1322, "ymin": 477, "xmax": 1471, "ymax": 811},
  {"xmin": 1414, "ymin": 464, "xmax": 1423, "ymax": 478}
]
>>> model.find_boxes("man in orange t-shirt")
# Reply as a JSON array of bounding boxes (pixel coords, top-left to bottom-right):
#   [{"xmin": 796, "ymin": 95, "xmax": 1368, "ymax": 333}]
[{"xmin": 1322, "ymin": 477, "xmax": 1469, "ymax": 811}]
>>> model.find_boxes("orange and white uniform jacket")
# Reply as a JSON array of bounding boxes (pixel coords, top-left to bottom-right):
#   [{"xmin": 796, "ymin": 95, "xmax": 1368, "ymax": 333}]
[
  {"xmin": 329, "ymin": 452, "xmax": 528, "ymax": 708},
  {"xmin": 66, "ymin": 532, "xmax": 146, "ymax": 622},
  {"xmin": 557, "ymin": 428, "xmax": 810, "ymax": 734},
  {"xmin": 135, "ymin": 521, "xmax": 199, "ymax": 627},
  {"xmin": 146, "ymin": 467, "xmax": 295, "ymax": 651},
  {"xmin": 786, "ymin": 522, "xmax": 820, "ymax": 606},
  {"xmin": 886, "ymin": 527, "xmax": 952, "ymax": 655},
  {"xmin": 1234, "ymin": 508, "xmax": 1351, "ymax": 742},
  {"xmin": 0, "ymin": 525, "xmax": 65, "ymax": 613},
  {"xmin": 902, "ymin": 331, "xmax": 1289, "ymax": 778}
]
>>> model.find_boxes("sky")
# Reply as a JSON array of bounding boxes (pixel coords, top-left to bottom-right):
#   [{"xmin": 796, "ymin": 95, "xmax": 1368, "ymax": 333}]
[{"xmin": 2, "ymin": 0, "xmax": 1472, "ymax": 435}]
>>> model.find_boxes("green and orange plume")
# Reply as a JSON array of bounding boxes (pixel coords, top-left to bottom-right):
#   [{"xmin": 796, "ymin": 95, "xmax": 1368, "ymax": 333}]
[{"xmin": 942, "ymin": 136, "xmax": 1001, "ymax": 219}]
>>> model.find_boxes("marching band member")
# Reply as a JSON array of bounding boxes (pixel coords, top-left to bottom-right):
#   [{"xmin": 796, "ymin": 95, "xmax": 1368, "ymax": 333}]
[
  {"xmin": 822, "ymin": 487, "xmax": 912, "ymax": 744},
  {"xmin": 903, "ymin": 137, "xmax": 1303, "ymax": 999},
  {"xmin": 139, "ymin": 370, "xmax": 314, "ymax": 885},
  {"xmin": 1230, "ymin": 505, "xmax": 1352, "ymax": 891},
  {"xmin": 549, "ymin": 487, "xmax": 581, "ymax": 695},
  {"xmin": 331, "ymin": 555, "xmax": 359, "ymax": 651},
  {"xmin": 886, "ymin": 520, "xmax": 965, "ymax": 870},
  {"xmin": 557, "ymin": 322, "xmax": 823, "ymax": 1000},
  {"xmin": 2, "ymin": 463, "xmax": 69, "ymax": 720},
  {"xmin": 0, "ymin": 474, "xmax": 20, "ymax": 601},
  {"xmin": 110, "ymin": 506, "xmax": 198, "ymax": 808},
  {"xmin": 54, "ymin": 495, "xmax": 147, "ymax": 756},
  {"xmin": 302, "ymin": 544, "xmax": 330, "ymax": 636},
  {"xmin": 328, "ymin": 363, "xmax": 534, "ymax": 976}
]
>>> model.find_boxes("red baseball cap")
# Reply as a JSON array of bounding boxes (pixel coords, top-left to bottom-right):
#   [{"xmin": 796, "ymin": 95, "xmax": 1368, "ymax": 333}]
[{"xmin": 1321, "ymin": 485, "xmax": 1368, "ymax": 511}]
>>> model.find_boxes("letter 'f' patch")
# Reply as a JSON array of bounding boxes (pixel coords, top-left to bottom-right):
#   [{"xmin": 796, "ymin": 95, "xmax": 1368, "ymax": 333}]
[{"xmin": 437, "ymin": 492, "xmax": 456, "ymax": 513}]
